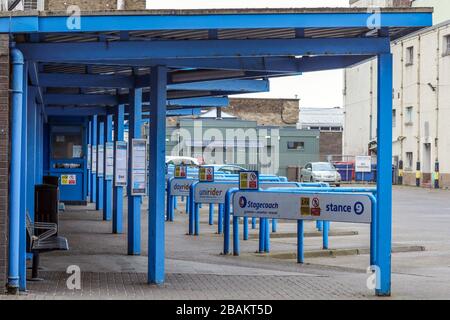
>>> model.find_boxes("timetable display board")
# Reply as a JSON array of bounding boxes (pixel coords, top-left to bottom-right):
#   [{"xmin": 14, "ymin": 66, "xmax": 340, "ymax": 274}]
[
  {"xmin": 131, "ymin": 139, "xmax": 147, "ymax": 195},
  {"xmin": 97, "ymin": 144, "xmax": 104, "ymax": 177},
  {"xmin": 115, "ymin": 141, "xmax": 127, "ymax": 187},
  {"xmin": 87, "ymin": 144, "xmax": 91, "ymax": 169},
  {"xmin": 105, "ymin": 142, "xmax": 114, "ymax": 181},
  {"xmin": 92, "ymin": 145, "xmax": 97, "ymax": 174}
]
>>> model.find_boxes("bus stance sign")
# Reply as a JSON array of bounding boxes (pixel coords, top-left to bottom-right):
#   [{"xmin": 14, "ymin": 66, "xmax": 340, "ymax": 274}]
[{"xmin": 233, "ymin": 191, "xmax": 372, "ymax": 224}]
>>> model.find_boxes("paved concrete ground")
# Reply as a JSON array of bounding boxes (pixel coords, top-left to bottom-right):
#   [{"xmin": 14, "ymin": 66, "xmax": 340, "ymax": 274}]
[{"xmin": 2, "ymin": 186, "xmax": 450, "ymax": 299}]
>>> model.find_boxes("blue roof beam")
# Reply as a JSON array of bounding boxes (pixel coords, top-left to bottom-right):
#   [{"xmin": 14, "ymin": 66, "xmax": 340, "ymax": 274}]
[
  {"xmin": 16, "ymin": 38, "xmax": 391, "ymax": 62},
  {"xmin": 39, "ymin": 74, "xmax": 270, "ymax": 92},
  {"xmin": 0, "ymin": 11, "xmax": 432, "ymax": 33}
]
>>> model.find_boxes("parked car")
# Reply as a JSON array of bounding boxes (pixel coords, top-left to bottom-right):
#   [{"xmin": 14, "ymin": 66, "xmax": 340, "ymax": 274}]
[
  {"xmin": 300, "ymin": 162, "xmax": 341, "ymax": 186},
  {"xmin": 165, "ymin": 156, "xmax": 200, "ymax": 167},
  {"xmin": 207, "ymin": 164, "xmax": 247, "ymax": 174}
]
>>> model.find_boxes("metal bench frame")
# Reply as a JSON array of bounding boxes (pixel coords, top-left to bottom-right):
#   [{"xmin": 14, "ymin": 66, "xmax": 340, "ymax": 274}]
[{"xmin": 26, "ymin": 213, "xmax": 69, "ymax": 281}]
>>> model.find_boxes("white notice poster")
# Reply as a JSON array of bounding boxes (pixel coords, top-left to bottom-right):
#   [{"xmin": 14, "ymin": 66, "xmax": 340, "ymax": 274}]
[
  {"xmin": 115, "ymin": 141, "xmax": 127, "ymax": 187},
  {"xmin": 97, "ymin": 144, "xmax": 104, "ymax": 177},
  {"xmin": 131, "ymin": 139, "xmax": 147, "ymax": 195},
  {"xmin": 87, "ymin": 144, "xmax": 91, "ymax": 169},
  {"xmin": 105, "ymin": 142, "xmax": 114, "ymax": 181},
  {"xmin": 92, "ymin": 145, "xmax": 97, "ymax": 174}
]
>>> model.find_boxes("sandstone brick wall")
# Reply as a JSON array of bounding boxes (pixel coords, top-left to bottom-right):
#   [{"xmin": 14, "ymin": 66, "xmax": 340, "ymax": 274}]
[
  {"xmin": 0, "ymin": 34, "xmax": 9, "ymax": 292},
  {"xmin": 46, "ymin": 0, "xmax": 145, "ymax": 11},
  {"xmin": 227, "ymin": 98, "xmax": 299, "ymax": 126},
  {"xmin": 319, "ymin": 131, "xmax": 342, "ymax": 161}
]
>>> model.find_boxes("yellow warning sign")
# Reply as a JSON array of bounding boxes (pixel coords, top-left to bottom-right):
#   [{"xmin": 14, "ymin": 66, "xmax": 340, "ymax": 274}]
[{"xmin": 300, "ymin": 197, "xmax": 310, "ymax": 216}]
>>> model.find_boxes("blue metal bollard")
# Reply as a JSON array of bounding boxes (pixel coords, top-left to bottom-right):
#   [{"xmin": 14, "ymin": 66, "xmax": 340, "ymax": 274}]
[
  {"xmin": 233, "ymin": 216, "xmax": 240, "ymax": 256},
  {"xmin": 218, "ymin": 203, "xmax": 224, "ymax": 234},
  {"xmin": 259, "ymin": 218, "xmax": 265, "ymax": 253},
  {"xmin": 186, "ymin": 196, "xmax": 190, "ymax": 214},
  {"xmin": 322, "ymin": 221, "xmax": 329, "ymax": 250},
  {"xmin": 297, "ymin": 220, "xmax": 304, "ymax": 264},
  {"xmin": 209, "ymin": 203, "xmax": 214, "ymax": 225},
  {"xmin": 252, "ymin": 217, "xmax": 256, "ymax": 229},
  {"xmin": 316, "ymin": 220, "xmax": 323, "ymax": 231},
  {"xmin": 194, "ymin": 203, "xmax": 200, "ymax": 236},
  {"xmin": 264, "ymin": 218, "xmax": 270, "ymax": 253},
  {"xmin": 223, "ymin": 193, "xmax": 231, "ymax": 255},
  {"xmin": 272, "ymin": 219, "xmax": 277, "ymax": 233},
  {"xmin": 243, "ymin": 217, "xmax": 249, "ymax": 240},
  {"xmin": 174, "ymin": 196, "xmax": 178, "ymax": 209}
]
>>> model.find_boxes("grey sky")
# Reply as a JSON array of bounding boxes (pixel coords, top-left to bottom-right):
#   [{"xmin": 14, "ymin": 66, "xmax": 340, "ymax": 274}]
[{"xmin": 146, "ymin": 0, "xmax": 350, "ymax": 108}]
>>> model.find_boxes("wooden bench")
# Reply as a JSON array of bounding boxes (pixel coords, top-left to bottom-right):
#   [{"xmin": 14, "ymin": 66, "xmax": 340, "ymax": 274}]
[{"xmin": 26, "ymin": 213, "xmax": 69, "ymax": 281}]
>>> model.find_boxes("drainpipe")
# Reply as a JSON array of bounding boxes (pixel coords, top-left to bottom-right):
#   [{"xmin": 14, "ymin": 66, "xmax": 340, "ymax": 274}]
[
  {"xmin": 434, "ymin": 28, "xmax": 440, "ymax": 189},
  {"xmin": 7, "ymin": 47, "xmax": 24, "ymax": 294},
  {"xmin": 416, "ymin": 36, "xmax": 422, "ymax": 187}
]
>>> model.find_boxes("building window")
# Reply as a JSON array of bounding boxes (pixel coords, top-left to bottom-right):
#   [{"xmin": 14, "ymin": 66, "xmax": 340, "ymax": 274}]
[
  {"xmin": 406, "ymin": 152, "xmax": 413, "ymax": 170},
  {"xmin": 444, "ymin": 35, "xmax": 450, "ymax": 56},
  {"xmin": 392, "ymin": 109, "xmax": 396, "ymax": 127},
  {"xmin": 406, "ymin": 46, "xmax": 414, "ymax": 65},
  {"xmin": 287, "ymin": 141, "xmax": 305, "ymax": 150},
  {"xmin": 405, "ymin": 106, "xmax": 413, "ymax": 125}
]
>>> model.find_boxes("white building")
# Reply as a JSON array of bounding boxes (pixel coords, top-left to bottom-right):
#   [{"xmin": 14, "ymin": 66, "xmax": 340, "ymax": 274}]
[{"xmin": 344, "ymin": 0, "xmax": 450, "ymax": 188}]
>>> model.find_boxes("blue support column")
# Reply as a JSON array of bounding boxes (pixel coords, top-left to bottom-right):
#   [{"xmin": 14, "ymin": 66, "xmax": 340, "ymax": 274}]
[
  {"xmin": 113, "ymin": 104, "xmax": 125, "ymax": 234},
  {"xmin": 148, "ymin": 65, "xmax": 167, "ymax": 284},
  {"xmin": 103, "ymin": 114, "xmax": 113, "ymax": 221},
  {"xmin": 87, "ymin": 119, "xmax": 91, "ymax": 199},
  {"xmin": 375, "ymin": 53, "xmax": 393, "ymax": 297},
  {"xmin": 96, "ymin": 120, "xmax": 104, "ymax": 210},
  {"xmin": 90, "ymin": 115, "xmax": 97, "ymax": 203},
  {"xmin": 127, "ymin": 89, "xmax": 142, "ymax": 255},
  {"xmin": 19, "ymin": 66, "xmax": 28, "ymax": 292},
  {"xmin": 8, "ymin": 48, "xmax": 24, "ymax": 293}
]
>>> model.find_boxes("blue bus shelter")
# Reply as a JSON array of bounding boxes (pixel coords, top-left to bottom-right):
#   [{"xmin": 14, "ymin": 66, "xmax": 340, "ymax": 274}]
[{"xmin": 0, "ymin": 7, "xmax": 432, "ymax": 296}]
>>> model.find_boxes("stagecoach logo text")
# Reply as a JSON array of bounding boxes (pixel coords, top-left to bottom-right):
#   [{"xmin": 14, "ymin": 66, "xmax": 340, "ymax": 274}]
[{"xmin": 239, "ymin": 196, "xmax": 279, "ymax": 211}]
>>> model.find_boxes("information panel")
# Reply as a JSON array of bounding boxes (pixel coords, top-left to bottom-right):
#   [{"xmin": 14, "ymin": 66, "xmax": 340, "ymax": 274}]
[
  {"xmin": 131, "ymin": 139, "xmax": 147, "ymax": 195},
  {"xmin": 233, "ymin": 191, "xmax": 372, "ymax": 224},
  {"xmin": 105, "ymin": 142, "xmax": 114, "ymax": 181},
  {"xmin": 115, "ymin": 141, "xmax": 127, "ymax": 187},
  {"xmin": 355, "ymin": 156, "xmax": 372, "ymax": 173},
  {"xmin": 92, "ymin": 145, "xmax": 97, "ymax": 174},
  {"xmin": 97, "ymin": 144, "xmax": 104, "ymax": 177},
  {"xmin": 87, "ymin": 144, "xmax": 91, "ymax": 169}
]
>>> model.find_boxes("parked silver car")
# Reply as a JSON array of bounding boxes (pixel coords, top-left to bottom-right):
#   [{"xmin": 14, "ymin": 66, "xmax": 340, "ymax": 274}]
[{"xmin": 300, "ymin": 162, "xmax": 341, "ymax": 186}]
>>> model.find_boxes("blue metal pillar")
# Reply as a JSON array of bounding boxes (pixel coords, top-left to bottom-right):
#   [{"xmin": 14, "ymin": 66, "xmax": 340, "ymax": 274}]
[
  {"xmin": 208, "ymin": 204, "xmax": 214, "ymax": 225},
  {"xmin": 8, "ymin": 48, "xmax": 24, "ymax": 293},
  {"xmin": 127, "ymin": 89, "xmax": 142, "ymax": 255},
  {"xmin": 113, "ymin": 104, "xmax": 125, "ymax": 234},
  {"xmin": 148, "ymin": 65, "xmax": 167, "ymax": 284},
  {"xmin": 103, "ymin": 114, "xmax": 113, "ymax": 221},
  {"xmin": 376, "ymin": 53, "xmax": 393, "ymax": 297},
  {"xmin": 90, "ymin": 115, "xmax": 97, "ymax": 203},
  {"xmin": 87, "ymin": 119, "xmax": 91, "ymax": 199},
  {"xmin": 19, "ymin": 65, "xmax": 28, "ymax": 292},
  {"xmin": 96, "ymin": 120, "xmax": 104, "ymax": 210}
]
